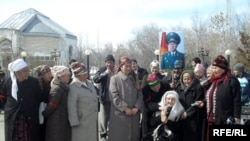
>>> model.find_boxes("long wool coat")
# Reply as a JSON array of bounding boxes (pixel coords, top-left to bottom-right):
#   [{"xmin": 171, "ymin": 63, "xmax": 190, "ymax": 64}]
[
  {"xmin": 176, "ymin": 70, "xmax": 205, "ymax": 141},
  {"xmin": 3, "ymin": 76, "xmax": 42, "ymax": 141},
  {"xmin": 43, "ymin": 79, "xmax": 71, "ymax": 141},
  {"xmin": 68, "ymin": 79, "xmax": 98, "ymax": 141},
  {"xmin": 108, "ymin": 71, "xmax": 143, "ymax": 141}
]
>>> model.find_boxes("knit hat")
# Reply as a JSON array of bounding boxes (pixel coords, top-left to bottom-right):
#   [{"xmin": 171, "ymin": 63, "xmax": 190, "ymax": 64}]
[
  {"xmin": 8, "ymin": 58, "xmax": 28, "ymax": 100},
  {"xmin": 234, "ymin": 63, "xmax": 244, "ymax": 72},
  {"xmin": 105, "ymin": 54, "xmax": 115, "ymax": 62},
  {"xmin": 51, "ymin": 66, "xmax": 70, "ymax": 77},
  {"xmin": 34, "ymin": 65, "xmax": 51, "ymax": 77},
  {"xmin": 212, "ymin": 55, "xmax": 229, "ymax": 70},
  {"xmin": 147, "ymin": 74, "xmax": 159, "ymax": 87},
  {"xmin": 70, "ymin": 62, "xmax": 88, "ymax": 76},
  {"xmin": 194, "ymin": 63, "xmax": 205, "ymax": 75}
]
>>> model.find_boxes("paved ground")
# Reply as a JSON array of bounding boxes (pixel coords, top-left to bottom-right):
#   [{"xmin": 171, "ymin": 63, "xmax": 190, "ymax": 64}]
[{"xmin": 0, "ymin": 113, "xmax": 4, "ymax": 141}]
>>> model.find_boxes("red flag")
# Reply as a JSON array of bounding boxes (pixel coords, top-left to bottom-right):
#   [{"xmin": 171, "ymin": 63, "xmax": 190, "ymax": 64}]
[{"xmin": 160, "ymin": 32, "xmax": 168, "ymax": 60}]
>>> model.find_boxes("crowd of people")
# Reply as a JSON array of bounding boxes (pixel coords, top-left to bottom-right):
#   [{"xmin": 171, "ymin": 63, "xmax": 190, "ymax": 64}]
[{"xmin": 0, "ymin": 53, "xmax": 249, "ymax": 141}]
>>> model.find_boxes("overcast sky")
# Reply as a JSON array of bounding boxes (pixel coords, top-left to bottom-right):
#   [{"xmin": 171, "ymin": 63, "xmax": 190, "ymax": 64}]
[{"xmin": 0, "ymin": 0, "xmax": 249, "ymax": 47}]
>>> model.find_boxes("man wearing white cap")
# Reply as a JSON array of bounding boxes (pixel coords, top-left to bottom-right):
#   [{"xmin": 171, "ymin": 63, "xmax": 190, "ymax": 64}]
[{"xmin": 3, "ymin": 58, "xmax": 43, "ymax": 141}]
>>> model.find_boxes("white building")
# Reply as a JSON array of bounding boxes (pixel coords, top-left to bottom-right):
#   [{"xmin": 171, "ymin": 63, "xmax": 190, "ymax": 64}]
[{"xmin": 0, "ymin": 8, "xmax": 77, "ymax": 71}]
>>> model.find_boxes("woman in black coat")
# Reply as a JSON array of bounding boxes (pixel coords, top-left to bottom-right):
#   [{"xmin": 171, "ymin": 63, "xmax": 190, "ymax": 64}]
[
  {"xmin": 196, "ymin": 55, "xmax": 241, "ymax": 141},
  {"xmin": 175, "ymin": 70, "xmax": 205, "ymax": 141},
  {"xmin": 42, "ymin": 66, "xmax": 71, "ymax": 141}
]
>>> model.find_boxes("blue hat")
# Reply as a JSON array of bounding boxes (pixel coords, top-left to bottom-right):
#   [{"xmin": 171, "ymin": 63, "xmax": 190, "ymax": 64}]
[{"xmin": 166, "ymin": 32, "xmax": 181, "ymax": 44}]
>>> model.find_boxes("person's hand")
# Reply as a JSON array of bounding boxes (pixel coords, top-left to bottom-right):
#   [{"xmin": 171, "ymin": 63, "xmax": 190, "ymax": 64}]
[
  {"xmin": 170, "ymin": 82, "xmax": 175, "ymax": 89},
  {"xmin": 124, "ymin": 107, "xmax": 133, "ymax": 116},
  {"xmin": 234, "ymin": 118, "xmax": 241, "ymax": 124},
  {"xmin": 195, "ymin": 101, "xmax": 204, "ymax": 108},
  {"xmin": 181, "ymin": 112, "xmax": 187, "ymax": 119},
  {"xmin": 105, "ymin": 68, "xmax": 112, "ymax": 74},
  {"xmin": 159, "ymin": 106, "xmax": 164, "ymax": 111},
  {"xmin": 132, "ymin": 107, "xmax": 139, "ymax": 115},
  {"xmin": 161, "ymin": 110, "xmax": 168, "ymax": 123}
]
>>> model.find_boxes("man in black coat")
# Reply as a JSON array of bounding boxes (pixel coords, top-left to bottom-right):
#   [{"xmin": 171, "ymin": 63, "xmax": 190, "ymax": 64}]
[
  {"xmin": 131, "ymin": 58, "xmax": 148, "ymax": 88},
  {"xmin": 93, "ymin": 54, "xmax": 116, "ymax": 141}
]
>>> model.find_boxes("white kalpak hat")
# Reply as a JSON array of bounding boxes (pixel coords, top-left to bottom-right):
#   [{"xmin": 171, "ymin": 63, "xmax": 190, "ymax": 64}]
[{"xmin": 8, "ymin": 59, "xmax": 28, "ymax": 101}]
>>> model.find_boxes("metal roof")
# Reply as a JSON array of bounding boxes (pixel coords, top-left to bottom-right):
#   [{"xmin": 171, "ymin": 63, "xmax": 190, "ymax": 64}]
[{"xmin": 0, "ymin": 8, "xmax": 77, "ymax": 39}]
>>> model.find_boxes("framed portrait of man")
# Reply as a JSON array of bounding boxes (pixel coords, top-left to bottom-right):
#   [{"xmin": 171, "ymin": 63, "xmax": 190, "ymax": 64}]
[{"xmin": 159, "ymin": 31, "xmax": 185, "ymax": 69}]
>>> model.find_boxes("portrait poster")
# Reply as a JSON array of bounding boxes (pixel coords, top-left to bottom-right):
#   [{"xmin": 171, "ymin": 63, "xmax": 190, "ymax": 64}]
[{"xmin": 159, "ymin": 31, "xmax": 185, "ymax": 69}]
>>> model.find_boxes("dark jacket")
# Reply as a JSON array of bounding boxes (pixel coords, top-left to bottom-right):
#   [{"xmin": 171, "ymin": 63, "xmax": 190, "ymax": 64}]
[
  {"xmin": 176, "ymin": 70, "xmax": 205, "ymax": 141},
  {"xmin": 209, "ymin": 76, "xmax": 241, "ymax": 124},
  {"xmin": 136, "ymin": 66, "xmax": 148, "ymax": 84},
  {"xmin": 93, "ymin": 66, "xmax": 114, "ymax": 103},
  {"xmin": 141, "ymin": 80, "xmax": 171, "ymax": 135},
  {"xmin": 43, "ymin": 79, "xmax": 71, "ymax": 141},
  {"xmin": 3, "ymin": 76, "xmax": 42, "ymax": 141},
  {"xmin": 235, "ymin": 72, "xmax": 250, "ymax": 105}
]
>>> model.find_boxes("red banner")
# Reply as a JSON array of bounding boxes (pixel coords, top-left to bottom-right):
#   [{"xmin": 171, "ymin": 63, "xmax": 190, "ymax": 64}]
[{"xmin": 160, "ymin": 32, "xmax": 168, "ymax": 58}]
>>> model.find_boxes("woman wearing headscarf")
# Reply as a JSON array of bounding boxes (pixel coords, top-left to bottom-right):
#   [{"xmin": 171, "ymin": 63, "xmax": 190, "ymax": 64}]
[
  {"xmin": 108, "ymin": 56, "xmax": 143, "ymax": 141},
  {"xmin": 155, "ymin": 90, "xmax": 185, "ymax": 141},
  {"xmin": 196, "ymin": 55, "xmax": 241, "ymax": 141},
  {"xmin": 34, "ymin": 65, "xmax": 52, "ymax": 104},
  {"xmin": 3, "ymin": 58, "xmax": 42, "ymax": 141},
  {"xmin": 175, "ymin": 70, "xmax": 205, "ymax": 141},
  {"xmin": 194, "ymin": 63, "xmax": 206, "ymax": 83},
  {"xmin": 68, "ymin": 62, "xmax": 98, "ymax": 141},
  {"xmin": 42, "ymin": 66, "xmax": 71, "ymax": 141},
  {"xmin": 33, "ymin": 65, "xmax": 52, "ymax": 141}
]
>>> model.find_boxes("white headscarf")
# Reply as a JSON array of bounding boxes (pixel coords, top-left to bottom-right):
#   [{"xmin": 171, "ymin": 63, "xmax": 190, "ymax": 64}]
[
  {"xmin": 8, "ymin": 59, "xmax": 28, "ymax": 101},
  {"xmin": 159, "ymin": 90, "xmax": 185, "ymax": 121}
]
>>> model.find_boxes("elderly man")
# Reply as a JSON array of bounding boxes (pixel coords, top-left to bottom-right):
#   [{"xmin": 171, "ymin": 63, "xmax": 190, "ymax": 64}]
[{"xmin": 3, "ymin": 58, "xmax": 42, "ymax": 141}]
